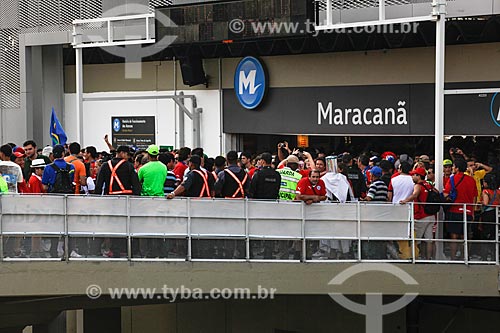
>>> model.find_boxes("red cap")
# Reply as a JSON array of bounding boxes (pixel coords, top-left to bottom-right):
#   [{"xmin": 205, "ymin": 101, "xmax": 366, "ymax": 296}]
[
  {"xmin": 410, "ymin": 167, "xmax": 426, "ymax": 177},
  {"xmin": 13, "ymin": 151, "xmax": 25, "ymax": 158}
]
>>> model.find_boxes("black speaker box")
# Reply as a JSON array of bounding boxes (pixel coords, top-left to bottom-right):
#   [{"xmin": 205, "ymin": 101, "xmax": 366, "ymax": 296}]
[{"xmin": 179, "ymin": 56, "xmax": 207, "ymax": 87}]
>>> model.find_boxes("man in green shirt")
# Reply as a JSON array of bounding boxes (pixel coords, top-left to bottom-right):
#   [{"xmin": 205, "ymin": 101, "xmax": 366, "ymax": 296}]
[
  {"xmin": 0, "ymin": 175, "xmax": 8, "ymax": 193},
  {"xmin": 138, "ymin": 145, "xmax": 167, "ymax": 197}
]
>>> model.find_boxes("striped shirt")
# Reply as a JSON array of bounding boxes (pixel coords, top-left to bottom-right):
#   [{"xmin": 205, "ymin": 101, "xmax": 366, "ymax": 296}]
[
  {"xmin": 367, "ymin": 180, "xmax": 388, "ymax": 202},
  {"xmin": 163, "ymin": 170, "xmax": 179, "ymax": 194}
]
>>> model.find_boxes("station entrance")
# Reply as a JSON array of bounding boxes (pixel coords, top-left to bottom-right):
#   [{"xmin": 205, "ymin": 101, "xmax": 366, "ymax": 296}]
[{"xmin": 239, "ymin": 134, "xmax": 500, "ymax": 163}]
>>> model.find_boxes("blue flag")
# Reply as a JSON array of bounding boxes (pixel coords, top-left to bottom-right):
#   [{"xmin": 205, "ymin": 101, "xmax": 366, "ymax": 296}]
[{"xmin": 50, "ymin": 108, "xmax": 67, "ymax": 146}]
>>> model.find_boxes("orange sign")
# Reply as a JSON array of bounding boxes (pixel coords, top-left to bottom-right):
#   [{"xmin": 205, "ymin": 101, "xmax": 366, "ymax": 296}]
[{"xmin": 297, "ymin": 135, "xmax": 309, "ymax": 148}]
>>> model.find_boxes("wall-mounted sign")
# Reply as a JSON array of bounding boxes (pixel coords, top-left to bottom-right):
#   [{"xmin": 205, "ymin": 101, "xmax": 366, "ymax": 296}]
[
  {"xmin": 234, "ymin": 56, "xmax": 267, "ymax": 110},
  {"xmin": 160, "ymin": 145, "xmax": 174, "ymax": 152},
  {"xmin": 224, "ymin": 83, "xmax": 500, "ymax": 136},
  {"xmin": 112, "ymin": 116, "xmax": 155, "ymax": 149}
]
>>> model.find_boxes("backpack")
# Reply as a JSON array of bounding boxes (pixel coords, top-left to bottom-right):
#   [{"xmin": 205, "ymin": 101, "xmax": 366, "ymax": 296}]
[
  {"xmin": 49, "ymin": 163, "xmax": 74, "ymax": 194},
  {"xmin": 420, "ymin": 182, "xmax": 441, "ymax": 215},
  {"xmin": 445, "ymin": 174, "xmax": 465, "ymax": 203}
]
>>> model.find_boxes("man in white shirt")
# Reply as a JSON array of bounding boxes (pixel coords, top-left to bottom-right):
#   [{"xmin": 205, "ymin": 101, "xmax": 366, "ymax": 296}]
[
  {"xmin": 388, "ymin": 161, "xmax": 414, "ymax": 203},
  {"xmin": 0, "ymin": 144, "xmax": 24, "ymax": 193}
]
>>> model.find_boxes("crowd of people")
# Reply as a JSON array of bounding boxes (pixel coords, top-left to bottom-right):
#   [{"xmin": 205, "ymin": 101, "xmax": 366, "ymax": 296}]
[{"xmin": 0, "ymin": 137, "xmax": 499, "ymax": 260}]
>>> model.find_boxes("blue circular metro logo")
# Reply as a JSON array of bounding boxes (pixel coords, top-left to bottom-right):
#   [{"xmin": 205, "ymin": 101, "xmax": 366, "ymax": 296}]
[
  {"xmin": 113, "ymin": 118, "xmax": 121, "ymax": 132},
  {"xmin": 234, "ymin": 57, "xmax": 266, "ymax": 110},
  {"xmin": 490, "ymin": 93, "xmax": 500, "ymax": 128}
]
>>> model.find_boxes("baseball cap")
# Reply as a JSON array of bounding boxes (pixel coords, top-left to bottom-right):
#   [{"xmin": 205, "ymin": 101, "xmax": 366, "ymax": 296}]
[
  {"xmin": 30, "ymin": 159, "xmax": 46, "ymax": 168},
  {"xmin": 13, "ymin": 151, "xmax": 25, "ymax": 158},
  {"xmin": 410, "ymin": 167, "xmax": 426, "ymax": 177},
  {"xmin": 285, "ymin": 155, "xmax": 300, "ymax": 164},
  {"xmin": 370, "ymin": 155, "xmax": 380, "ymax": 163},
  {"xmin": 370, "ymin": 166, "xmax": 382, "ymax": 177},
  {"xmin": 443, "ymin": 159, "xmax": 453, "ymax": 166},
  {"xmin": 42, "ymin": 146, "xmax": 53, "ymax": 156},
  {"xmin": 117, "ymin": 145, "xmax": 131, "ymax": 154},
  {"xmin": 53, "ymin": 145, "xmax": 65, "ymax": 158},
  {"xmin": 146, "ymin": 144, "xmax": 159, "ymax": 156}
]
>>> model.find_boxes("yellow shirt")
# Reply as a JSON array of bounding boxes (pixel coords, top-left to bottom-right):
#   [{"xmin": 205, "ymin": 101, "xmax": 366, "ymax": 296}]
[{"xmin": 465, "ymin": 169, "xmax": 486, "ymax": 205}]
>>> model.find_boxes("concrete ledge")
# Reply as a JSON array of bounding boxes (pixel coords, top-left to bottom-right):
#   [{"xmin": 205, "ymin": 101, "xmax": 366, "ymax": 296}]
[{"xmin": 0, "ymin": 262, "xmax": 498, "ymax": 297}]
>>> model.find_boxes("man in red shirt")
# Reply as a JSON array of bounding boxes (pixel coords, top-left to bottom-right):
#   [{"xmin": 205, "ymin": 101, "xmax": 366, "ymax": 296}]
[
  {"xmin": 173, "ymin": 147, "xmax": 191, "ymax": 180},
  {"xmin": 442, "ymin": 158, "xmax": 477, "ymax": 260},
  {"xmin": 240, "ymin": 151, "xmax": 257, "ymax": 179},
  {"xmin": 296, "ymin": 169, "xmax": 327, "ymax": 205},
  {"xmin": 400, "ymin": 167, "xmax": 436, "ymax": 259}
]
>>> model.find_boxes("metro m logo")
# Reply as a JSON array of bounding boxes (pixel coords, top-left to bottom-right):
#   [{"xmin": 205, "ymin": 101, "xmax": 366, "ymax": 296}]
[
  {"xmin": 239, "ymin": 70, "xmax": 262, "ymax": 95},
  {"xmin": 234, "ymin": 57, "xmax": 266, "ymax": 110}
]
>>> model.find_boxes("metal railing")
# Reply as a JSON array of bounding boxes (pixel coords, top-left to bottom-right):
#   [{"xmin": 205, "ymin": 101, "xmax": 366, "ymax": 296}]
[{"xmin": 0, "ymin": 195, "xmax": 497, "ymax": 264}]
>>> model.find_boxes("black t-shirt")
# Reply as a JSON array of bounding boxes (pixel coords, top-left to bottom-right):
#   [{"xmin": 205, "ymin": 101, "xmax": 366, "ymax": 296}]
[{"xmin": 346, "ymin": 165, "xmax": 367, "ymax": 198}]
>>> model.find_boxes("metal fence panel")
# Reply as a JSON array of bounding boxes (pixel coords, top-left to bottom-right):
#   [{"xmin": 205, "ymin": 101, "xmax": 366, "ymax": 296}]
[
  {"xmin": 190, "ymin": 199, "xmax": 245, "ymax": 219},
  {"xmin": 0, "ymin": 195, "xmax": 64, "ymax": 215},
  {"xmin": 191, "ymin": 217, "xmax": 246, "ymax": 237},
  {"xmin": 305, "ymin": 203, "xmax": 358, "ymax": 221},
  {"xmin": 249, "ymin": 219, "xmax": 302, "ymax": 238},
  {"xmin": 67, "ymin": 196, "xmax": 127, "ymax": 235},
  {"xmin": 304, "ymin": 203, "xmax": 358, "ymax": 238},
  {"xmin": 67, "ymin": 196, "xmax": 127, "ymax": 216},
  {"xmin": 360, "ymin": 203, "xmax": 410, "ymax": 238},
  {"xmin": 67, "ymin": 215, "xmax": 127, "ymax": 235},
  {"xmin": 0, "ymin": 195, "xmax": 65, "ymax": 234},
  {"xmin": 1, "ymin": 214, "xmax": 65, "ymax": 234},
  {"xmin": 130, "ymin": 197, "xmax": 187, "ymax": 217},
  {"xmin": 130, "ymin": 216, "xmax": 188, "ymax": 236},
  {"xmin": 248, "ymin": 201, "xmax": 301, "ymax": 220}
]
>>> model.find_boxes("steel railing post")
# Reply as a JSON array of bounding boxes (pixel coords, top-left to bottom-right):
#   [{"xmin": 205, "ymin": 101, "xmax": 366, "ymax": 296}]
[
  {"xmin": 0, "ymin": 196, "xmax": 3, "ymax": 262},
  {"xmin": 411, "ymin": 202, "xmax": 416, "ymax": 263},
  {"xmin": 357, "ymin": 201, "xmax": 362, "ymax": 262},
  {"xmin": 64, "ymin": 195, "xmax": 69, "ymax": 262},
  {"xmin": 245, "ymin": 198, "xmax": 250, "ymax": 262},
  {"xmin": 463, "ymin": 204, "xmax": 468, "ymax": 264},
  {"xmin": 496, "ymin": 206, "xmax": 499, "ymax": 265},
  {"xmin": 187, "ymin": 198, "xmax": 192, "ymax": 261},
  {"xmin": 301, "ymin": 201, "xmax": 306, "ymax": 262},
  {"xmin": 127, "ymin": 196, "xmax": 131, "ymax": 261}
]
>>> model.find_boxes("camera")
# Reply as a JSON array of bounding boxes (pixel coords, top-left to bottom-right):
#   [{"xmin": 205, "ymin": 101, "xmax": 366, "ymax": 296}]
[{"xmin": 279, "ymin": 143, "xmax": 285, "ymax": 148}]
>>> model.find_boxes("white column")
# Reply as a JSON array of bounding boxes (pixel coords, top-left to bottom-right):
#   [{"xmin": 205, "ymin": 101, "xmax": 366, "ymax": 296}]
[
  {"xmin": 75, "ymin": 47, "xmax": 84, "ymax": 144},
  {"xmin": 434, "ymin": 0, "xmax": 446, "ymax": 261},
  {"xmin": 434, "ymin": 0, "xmax": 446, "ymax": 192},
  {"xmin": 379, "ymin": 0, "xmax": 386, "ymax": 21}
]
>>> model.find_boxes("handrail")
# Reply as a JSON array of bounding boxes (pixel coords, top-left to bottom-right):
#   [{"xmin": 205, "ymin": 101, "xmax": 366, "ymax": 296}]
[{"xmin": 0, "ymin": 195, "xmax": 497, "ymax": 265}]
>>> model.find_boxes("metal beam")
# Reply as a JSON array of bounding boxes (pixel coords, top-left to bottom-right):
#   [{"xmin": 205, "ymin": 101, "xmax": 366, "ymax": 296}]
[
  {"xmin": 315, "ymin": 15, "xmax": 434, "ymax": 31},
  {"xmin": 444, "ymin": 88, "xmax": 500, "ymax": 95}
]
